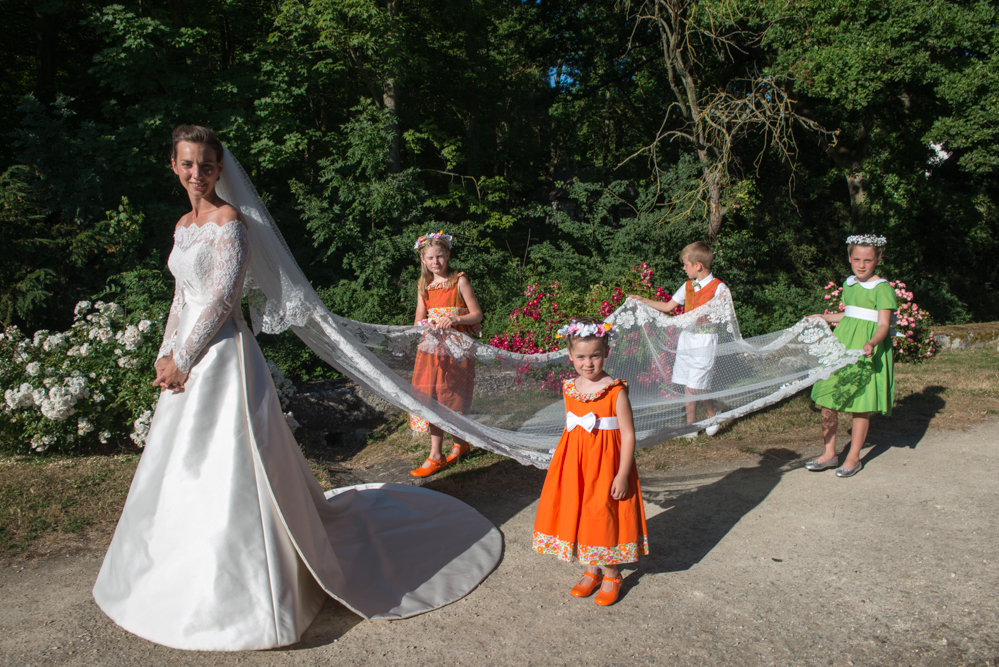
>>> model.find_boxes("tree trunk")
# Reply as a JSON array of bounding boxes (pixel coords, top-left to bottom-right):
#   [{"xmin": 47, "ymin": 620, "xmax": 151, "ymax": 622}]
[
  {"xmin": 33, "ymin": 1, "xmax": 57, "ymax": 103},
  {"xmin": 846, "ymin": 171, "xmax": 866, "ymax": 226},
  {"xmin": 384, "ymin": 0, "xmax": 400, "ymax": 173},
  {"xmin": 167, "ymin": 0, "xmax": 184, "ymax": 29},
  {"xmin": 383, "ymin": 77, "xmax": 400, "ymax": 173},
  {"xmin": 464, "ymin": 8, "xmax": 481, "ymax": 178}
]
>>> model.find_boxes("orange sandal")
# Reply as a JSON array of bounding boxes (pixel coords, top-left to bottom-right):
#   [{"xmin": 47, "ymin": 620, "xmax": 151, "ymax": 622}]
[
  {"xmin": 570, "ymin": 571, "xmax": 603, "ymax": 598},
  {"xmin": 445, "ymin": 443, "xmax": 471, "ymax": 465},
  {"xmin": 410, "ymin": 457, "xmax": 449, "ymax": 478},
  {"xmin": 594, "ymin": 574, "xmax": 623, "ymax": 606}
]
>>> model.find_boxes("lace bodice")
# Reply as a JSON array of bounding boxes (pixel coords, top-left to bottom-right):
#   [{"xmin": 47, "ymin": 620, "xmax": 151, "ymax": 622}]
[{"xmin": 156, "ymin": 220, "xmax": 250, "ymax": 373}]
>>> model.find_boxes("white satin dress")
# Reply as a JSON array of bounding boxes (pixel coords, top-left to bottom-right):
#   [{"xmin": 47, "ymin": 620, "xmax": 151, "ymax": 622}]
[{"xmin": 93, "ymin": 220, "xmax": 501, "ymax": 651}]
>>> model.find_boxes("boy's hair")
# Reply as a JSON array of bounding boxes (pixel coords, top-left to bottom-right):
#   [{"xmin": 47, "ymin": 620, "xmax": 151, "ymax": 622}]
[
  {"xmin": 680, "ymin": 241, "xmax": 713, "ymax": 271},
  {"xmin": 416, "ymin": 237, "xmax": 458, "ymax": 298},
  {"xmin": 847, "ymin": 242, "xmax": 886, "ymax": 262},
  {"xmin": 565, "ymin": 316, "xmax": 611, "ymax": 355},
  {"xmin": 171, "ymin": 124, "xmax": 224, "ymax": 162}
]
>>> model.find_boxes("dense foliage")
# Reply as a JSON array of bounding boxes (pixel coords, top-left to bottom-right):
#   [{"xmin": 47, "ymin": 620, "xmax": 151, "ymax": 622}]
[{"xmin": 1, "ymin": 0, "xmax": 995, "ymax": 412}]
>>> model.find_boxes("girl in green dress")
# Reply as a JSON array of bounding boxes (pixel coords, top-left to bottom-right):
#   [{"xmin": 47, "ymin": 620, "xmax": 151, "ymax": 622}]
[{"xmin": 806, "ymin": 235, "xmax": 897, "ymax": 478}]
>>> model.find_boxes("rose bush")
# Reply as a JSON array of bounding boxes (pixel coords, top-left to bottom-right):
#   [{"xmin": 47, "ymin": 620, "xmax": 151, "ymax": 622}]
[
  {"xmin": 491, "ymin": 263, "xmax": 680, "ymax": 394},
  {"xmin": 1, "ymin": 301, "xmax": 163, "ymax": 454},
  {"xmin": 821, "ymin": 280, "xmax": 937, "ymax": 361},
  {"xmin": 490, "ymin": 263, "xmax": 676, "ymax": 355}
]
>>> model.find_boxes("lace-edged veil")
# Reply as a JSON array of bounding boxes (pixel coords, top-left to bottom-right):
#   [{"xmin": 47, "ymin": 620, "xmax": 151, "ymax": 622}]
[{"xmin": 215, "ymin": 147, "xmax": 863, "ymax": 468}]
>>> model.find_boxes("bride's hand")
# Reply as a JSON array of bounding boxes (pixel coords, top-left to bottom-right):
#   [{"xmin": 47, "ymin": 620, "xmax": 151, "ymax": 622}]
[{"xmin": 153, "ymin": 357, "xmax": 190, "ymax": 392}]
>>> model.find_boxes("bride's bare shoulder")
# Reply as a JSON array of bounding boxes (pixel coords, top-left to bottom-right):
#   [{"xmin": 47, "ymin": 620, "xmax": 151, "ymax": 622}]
[{"xmin": 216, "ymin": 203, "xmax": 246, "ymax": 227}]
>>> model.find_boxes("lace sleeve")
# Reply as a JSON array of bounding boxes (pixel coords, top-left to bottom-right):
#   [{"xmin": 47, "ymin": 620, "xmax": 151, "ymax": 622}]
[
  {"xmin": 173, "ymin": 221, "xmax": 249, "ymax": 374},
  {"xmin": 156, "ymin": 282, "xmax": 185, "ymax": 364}
]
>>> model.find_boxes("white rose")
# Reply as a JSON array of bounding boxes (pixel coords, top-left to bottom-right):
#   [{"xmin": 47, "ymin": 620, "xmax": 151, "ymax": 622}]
[
  {"xmin": 74, "ymin": 301, "xmax": 91, "ymax": 317},
  {"xmin": 138, "ymin": 319, "xmax": 152, "ymax": 332},
  {"xmin": 77, "ymin": 418, "xmax": 94, "ymax": 435},
  {"xmin": 98, "ymin": 431, "xmax": 111, "ymax": 444},
  {"xmin": 130, "ymin": 410, "xmax": 153, "ymax": 447},
  {"xmin": 25, "ymin": 361, "xmax": 41, "ymax": 376},
  {"xmin": 42, "ymin": 333, "xmax": 67, "ymax": 351}
]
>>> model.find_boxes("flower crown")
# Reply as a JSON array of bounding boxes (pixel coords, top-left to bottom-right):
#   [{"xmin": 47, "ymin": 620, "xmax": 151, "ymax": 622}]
[
  {"xmin": 414, "ymin": 231, "xmax": 453, "ymax": 251},
  {"xmin": 555, "ymin": 320, "xmax": 616, "ymax": 340},
  {"xmin": 845, "ymin": 234, "xmax": 887, "ymax": 247}
]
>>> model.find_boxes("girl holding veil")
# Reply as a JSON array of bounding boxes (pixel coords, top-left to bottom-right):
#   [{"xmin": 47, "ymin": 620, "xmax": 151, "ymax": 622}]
[{"xmin": 92, "ymin": 125, "xmax": 501, "ymax": 651}]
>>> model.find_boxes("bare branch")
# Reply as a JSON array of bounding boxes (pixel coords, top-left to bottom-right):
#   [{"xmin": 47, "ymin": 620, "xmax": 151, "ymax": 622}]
[{"xmin": 619, "ymin": 0, "xmax": 838, "ymax": 239}]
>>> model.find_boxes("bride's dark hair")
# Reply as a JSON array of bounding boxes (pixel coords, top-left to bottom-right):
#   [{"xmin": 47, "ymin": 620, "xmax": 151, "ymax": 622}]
[{"xmin": 171, "ymin": 124, "xmax": 224, "ymax": 162}]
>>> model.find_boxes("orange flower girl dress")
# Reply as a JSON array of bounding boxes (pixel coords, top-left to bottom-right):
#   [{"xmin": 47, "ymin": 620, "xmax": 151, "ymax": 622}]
[
  {"xmin": 533, "ymin": 379, "xmax": 649, "ymax": 565},
  {"xmin": 409, "ymin": 272, "xmax": 480, "ymax": 432}
]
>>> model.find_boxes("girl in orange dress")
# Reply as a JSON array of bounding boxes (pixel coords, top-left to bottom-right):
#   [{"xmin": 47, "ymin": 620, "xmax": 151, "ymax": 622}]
[
  {"xmin": 533, "ymin": 317, "xmax": 649, "ymax": 606},
  {"xmin": 409, "ymin": 232, "xmax": 483, "ymax": 477}
]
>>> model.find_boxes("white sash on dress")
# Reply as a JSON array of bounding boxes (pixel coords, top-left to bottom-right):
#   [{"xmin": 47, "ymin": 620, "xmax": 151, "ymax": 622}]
[
  {"xmin": 843, "ymin": 305, "xmax": 903, "ymax": 337},
  {"xmin": 566, "ymin": 411, "xmax": 619, "ymax": 432}
]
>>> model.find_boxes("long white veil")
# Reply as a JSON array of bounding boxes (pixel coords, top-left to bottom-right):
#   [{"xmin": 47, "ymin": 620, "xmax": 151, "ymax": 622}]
[{"xmin": 216, "ymin": 147, "xmax": 862, "ymax": 468}]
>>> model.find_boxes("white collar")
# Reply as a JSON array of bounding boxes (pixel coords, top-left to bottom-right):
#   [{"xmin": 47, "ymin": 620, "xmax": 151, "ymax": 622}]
[
  {"xmin": 845, "ymin": 275, "xmax": 888, "ymax": 290},
  {"xmin": 692, "ymin": 274, "xmax": 714, "ymax": 289}
]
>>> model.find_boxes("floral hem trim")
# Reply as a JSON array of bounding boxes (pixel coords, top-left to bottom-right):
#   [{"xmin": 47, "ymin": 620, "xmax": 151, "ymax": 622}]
[
  {"xmin": 562, "ymin": 378, "xmax": 627, "ymax": 403},
  {"xmin": 532, "ymin": 531, "xmax": 648, "ymax": 565},
  {"xmin": 409, "ymin": 414, "xmax": 429, "ymax": 432}
]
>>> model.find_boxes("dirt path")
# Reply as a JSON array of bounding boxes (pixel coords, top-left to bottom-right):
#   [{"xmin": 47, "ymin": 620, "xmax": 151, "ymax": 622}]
[{"xmin": 2, "ymin": 421, "xmax": 998, "ymax": 667}]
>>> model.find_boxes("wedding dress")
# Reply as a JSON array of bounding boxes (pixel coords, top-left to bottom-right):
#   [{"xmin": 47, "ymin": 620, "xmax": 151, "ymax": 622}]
[{"xmin": 92, "ymin": 213, "xmax": 501, "ymax": 651}]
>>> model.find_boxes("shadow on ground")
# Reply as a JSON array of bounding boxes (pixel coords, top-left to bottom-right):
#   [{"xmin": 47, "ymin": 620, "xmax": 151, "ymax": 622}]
[
  {"xmin": 864, "ymin": 384, "xmax": 946, "ymax": 464},
  {"xmin": 622, "ymin": 447, "xmax": 799, "ymax": 600}
]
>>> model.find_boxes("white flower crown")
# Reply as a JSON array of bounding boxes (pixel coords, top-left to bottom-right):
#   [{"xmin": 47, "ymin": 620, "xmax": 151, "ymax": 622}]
[
  {"xmin": 414, "ymin": 231, "xmax": 453, "ymax": 251},
  {"xmin": 845, "ymin": 234, "xmax": 887, "ymax": 247},
  {"xmin": 555, "ymin": 320, "xmax": 617, "ymax": 340}
]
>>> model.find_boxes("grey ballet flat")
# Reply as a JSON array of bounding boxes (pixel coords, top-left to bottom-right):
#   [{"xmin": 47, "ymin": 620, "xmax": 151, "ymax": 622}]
[
  {"xmin": 804, "ymin": 457, "xmax": 839, "ymax": 471},
  {"xmin": 835, "ymin": 461, "xmax": 863, "ymax": 478}
]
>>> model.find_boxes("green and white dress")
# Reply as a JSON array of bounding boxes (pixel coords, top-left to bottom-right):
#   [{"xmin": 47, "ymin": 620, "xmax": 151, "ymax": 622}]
[{"xmin": 811, "ymin": 276, "xmax": 898, "ymax": 415}]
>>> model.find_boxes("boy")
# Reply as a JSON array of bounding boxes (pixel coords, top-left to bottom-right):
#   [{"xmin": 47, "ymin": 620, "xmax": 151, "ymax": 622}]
[{"xmin": 628, "ymin": 241, "xmax": 728, "ymax": 437}]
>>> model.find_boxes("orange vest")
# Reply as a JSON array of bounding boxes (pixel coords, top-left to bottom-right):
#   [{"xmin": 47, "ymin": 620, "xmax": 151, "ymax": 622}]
[
  {"xmin": 684, "ymin": 278, "xmax": 723, "ymax": 310},
  {"xmin": 684, "ymin": 278, "xmax": 724, "ymax": 324}
]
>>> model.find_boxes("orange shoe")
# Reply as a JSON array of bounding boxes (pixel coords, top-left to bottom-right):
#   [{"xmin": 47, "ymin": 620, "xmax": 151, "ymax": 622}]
[
  {"xmin": 570, "ymin": 571, "xmax": 603, "ymax": 598},
  {"xmin": 445, "ymin": 443, "xmax": 471, "ymax": 465},
  {"xmin": 410, "ymin": 457, "xmax": 449, "ymax": 478},
  {"xmin": 594, "ymin": 574, "xmax": 623, "ymax": 606}
]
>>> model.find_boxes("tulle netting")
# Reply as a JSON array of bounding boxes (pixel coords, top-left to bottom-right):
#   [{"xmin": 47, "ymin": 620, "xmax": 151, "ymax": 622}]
[{"xmin": 216, "ymin": 148, "xmax": 862, "ymax": 468}]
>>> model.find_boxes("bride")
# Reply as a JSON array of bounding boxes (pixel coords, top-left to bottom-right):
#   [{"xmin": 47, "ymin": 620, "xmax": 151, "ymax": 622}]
[{"xmin": 92, "ymin": 125, "xmax": 501, "ymax": 651}]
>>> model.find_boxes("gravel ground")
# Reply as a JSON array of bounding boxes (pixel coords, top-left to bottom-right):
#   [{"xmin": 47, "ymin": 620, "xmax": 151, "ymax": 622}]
[{"xmin": 2, "ymin": 421, "xmax": 997, "ymax": 667}]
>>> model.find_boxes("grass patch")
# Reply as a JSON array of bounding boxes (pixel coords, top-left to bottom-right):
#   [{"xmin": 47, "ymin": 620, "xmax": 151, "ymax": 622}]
[{"xmin": 0, "ymin": 454, "xmax": 139, "ymax": 560}]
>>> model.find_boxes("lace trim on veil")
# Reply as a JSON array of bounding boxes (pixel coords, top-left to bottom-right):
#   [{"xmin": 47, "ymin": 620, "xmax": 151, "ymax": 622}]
[{"xmin": 213, "ymin": 147, "xmax": 863, "ymax": 469}]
